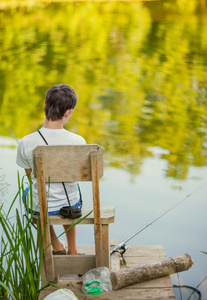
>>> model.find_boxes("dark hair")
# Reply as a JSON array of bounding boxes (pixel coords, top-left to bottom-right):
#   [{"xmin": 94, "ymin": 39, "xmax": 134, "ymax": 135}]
[{"xmin": 44, "ymin": 84, "xmax": 77, "ymax": 121}]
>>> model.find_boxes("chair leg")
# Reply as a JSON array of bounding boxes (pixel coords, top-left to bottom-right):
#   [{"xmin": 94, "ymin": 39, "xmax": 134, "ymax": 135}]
[
  {"xmin": 101, "ymin": 224, "xmax": 110, "ymax": 269},
  {"xmin": 90, "ymin": 152, "xmax": 103, "ymax": 267},
  {"xmin": 94, "ymin": 225, "xmax": 102, "ymax": 267},
  {"xmin": 40, "ymin": 257, "xmax": 47, "ymax": 287},
  {"xmin": 39, "ymin": 227, "xmax": 47, "ymax": 287}
]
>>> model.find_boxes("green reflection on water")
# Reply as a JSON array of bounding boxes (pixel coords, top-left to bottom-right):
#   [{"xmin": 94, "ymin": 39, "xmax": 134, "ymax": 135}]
[{"xmin": 0, "ymin": 1, "xmax": 207, "ymax": 179}]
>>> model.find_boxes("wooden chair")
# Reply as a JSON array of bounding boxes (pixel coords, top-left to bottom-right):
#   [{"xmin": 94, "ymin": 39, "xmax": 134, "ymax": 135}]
[{"xmin": 32, "ymin": 144, "xmax": 115, "ymax": 283}]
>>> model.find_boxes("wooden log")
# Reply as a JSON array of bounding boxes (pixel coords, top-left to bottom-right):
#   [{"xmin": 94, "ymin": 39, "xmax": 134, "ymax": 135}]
[{"xmin": 111, "ymin": 254, "xmax": 193, "ymax": 290}]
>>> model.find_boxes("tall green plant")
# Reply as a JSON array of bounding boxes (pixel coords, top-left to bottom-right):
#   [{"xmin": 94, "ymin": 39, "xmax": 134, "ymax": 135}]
[
  {"xmin": 0, "ymin": 174, "xmax": 45, "ymax": 299},
  {"xmin": 0, "ymin": 174, "xmax": 92, "ymax": 299}
]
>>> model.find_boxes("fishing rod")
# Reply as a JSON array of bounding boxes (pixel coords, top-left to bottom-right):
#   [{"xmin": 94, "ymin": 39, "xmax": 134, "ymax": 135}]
[
  {"xmin": 4, "ymin": 121, "xmax": 19, "ymax": 144},
  {"xmin": 111, "ymin": 181, "xmax": 207, "ymax": 254}
]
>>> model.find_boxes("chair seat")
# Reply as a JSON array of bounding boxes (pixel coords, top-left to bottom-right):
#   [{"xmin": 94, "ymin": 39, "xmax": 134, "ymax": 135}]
[{"xmin": 33, "ymin": 205, "xmax": 115, "ymax": 225}]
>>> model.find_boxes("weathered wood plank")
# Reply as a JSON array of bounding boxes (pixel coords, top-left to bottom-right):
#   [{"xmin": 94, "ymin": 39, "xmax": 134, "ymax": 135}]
[
  {"xmin": 34, "ymin": 155, "xmax": 55, "ymax": 282},
  {"xmin": 54, "ymin": 255, "xmax": 96, "ymax": 275},
  {"xmin": 110, "ymin": 253, "xmax": 120, "ymax": 273},
  {"xmin": 124, "ymin": 276, "xmax": 174, "ymax": 288},
  {"xmin": 125, "ymin": 256, "xmax": 169, "ymax": 265},
  {"xmin": 32, "ymin": 206, "xmax": 115, "ymax": 225},
  {"xmin": 90, "ymin": 151, "xmax": 102, "ymax": 267},
  {"xmin": 76, "ymin": 288, "xmax": 175, "ymax": 299},
  {"xmin": 33, "ymin": 145, "xmax": 103, "ymax": 182},
  {"xmin": 38, "ymin": 223, "xmax": 47, "ymax": 287},
  {"xmin": 76, "ymin": 246, "xmax": 95, "ymax": 254},
  {"xmin": 39, "ymin": 286, "xmax": 175, "ymax": 300},
  {"xmin": 124, "ymin": 245, "xmax": 166, "ymax": 257},
  {"xmin": 39, "ymin": 275, "xmax": 173, "ymax": 293},
  {"xmin": 102, "ymin": 224, "xmax": 110, "ymax": 269},
  {"xmin": 110, "ymin": 239, "xmax": 120, "ymax": 273}
]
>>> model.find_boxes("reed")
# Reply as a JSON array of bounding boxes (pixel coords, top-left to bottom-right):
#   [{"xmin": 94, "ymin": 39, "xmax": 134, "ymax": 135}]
[
  {"xmin": 0, "ymin": 174, "xmax": 42, "ymax": 299},
  {"xmin": 0, "ymin": 174, "xmax": 92, "ymax": 299}
]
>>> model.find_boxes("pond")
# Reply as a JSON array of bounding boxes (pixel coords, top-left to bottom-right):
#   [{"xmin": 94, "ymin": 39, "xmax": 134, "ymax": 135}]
[{"xmin": 1, "ymin": 0, "xmax": 207, "ymax": 298}]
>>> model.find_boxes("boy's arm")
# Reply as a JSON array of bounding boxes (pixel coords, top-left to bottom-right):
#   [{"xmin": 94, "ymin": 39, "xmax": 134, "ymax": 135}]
[{"xmin": 16, "ymin": 139, "xmax": 32, "ymax": 180}]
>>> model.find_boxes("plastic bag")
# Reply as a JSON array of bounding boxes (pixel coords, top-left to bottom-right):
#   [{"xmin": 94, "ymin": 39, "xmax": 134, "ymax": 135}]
[
  {"xmin": 44, "ymin": 288, "xmax": 78, "ymax": 300},
  {"xmin": 82, "ymin": 267, "xmax": 112, "ymax": 294}
]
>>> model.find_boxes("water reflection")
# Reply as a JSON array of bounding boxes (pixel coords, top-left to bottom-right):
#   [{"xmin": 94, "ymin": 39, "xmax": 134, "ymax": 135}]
[
  {"xmin": 1, "ymin": 2, "xmax": 207, "ymax": 298},
  {"xmin": 0, "ymin": 0, "xmax": 207, "ymax": 180}
]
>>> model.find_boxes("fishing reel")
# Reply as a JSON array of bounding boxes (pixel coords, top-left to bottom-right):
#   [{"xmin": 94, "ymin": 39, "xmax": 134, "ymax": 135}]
[
  {"xmin": 113, "ymin": 244, "xmax": 128, "ymax": 266},
  {"xmin": 111, "ymin": 243, "xmax": 128, "ymax": 255},
  {"xmin": 117, "ymin": 244, "xmax": 128, "ymax": 255}
]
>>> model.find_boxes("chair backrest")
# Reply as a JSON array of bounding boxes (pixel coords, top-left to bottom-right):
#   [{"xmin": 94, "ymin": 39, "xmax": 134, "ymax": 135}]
[{"xmin": 33, "ymin": 144, "xmax": 103, "ymax": 182}]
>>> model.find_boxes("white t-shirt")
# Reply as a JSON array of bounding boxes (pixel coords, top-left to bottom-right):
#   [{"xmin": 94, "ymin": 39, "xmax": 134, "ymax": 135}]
[{"xmin": 16, "ymin": 127, "xmax": 86, "ymax": 212}]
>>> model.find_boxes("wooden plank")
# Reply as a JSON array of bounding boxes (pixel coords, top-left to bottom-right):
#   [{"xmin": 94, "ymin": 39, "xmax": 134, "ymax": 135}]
[
  {"xmin": 124, "ymin": 276, "xmax": 174, "ymax": 288},
  {"xmin": 72, "ymin": 288, "xmax": 175, "ymax": 299},
  {"xmin": 90, "ymin": 152, "xmax": 102, "ymax": 267},
  {"xmin": 34, "ymin": 155, "xmax": 55, "ymax": 282},
  {"xmin": 61, "ymin": 244, "xmax": 120, "ymax": 274},
  {"xmin": 76, "ymin": 246, "xmax": 95, "ymax": 254},
  {"xmin": 33, "ymin": 145, "xmax": 103, "ymax": 182},
  {"xmin": 101, "ymin": 224, "xmax": 110, "ymax": 269},
  {"xmin": 110, "ymin": 239, "xmax": 120, "ymax": 273},
  {"xmin": 38, "ymin": 222, "xmax": 47, "ymax": 287},
  {"xmin": 39, "ymin": 286, "xmax": 175, "ymax": 300},
  {"xmin": 57, "ymin": 276, "xmax": 172, "ymax": 291},
  {"xmin": 110, "ymin": 239, "xmax": 119, "ymax": 247},
  {"xmin": 124, "ymin": 256, "xmax": 168, "ymax": 265},
  {"xmin": 33, "ymin": 206, "xmax": 115, "ymax": 225},
  {"xmin": 125, "ymin": 245, "xmax": 166, "ymax": 257},
  {"xmin": 110, "ymin": 252, "xmax": 120, "ymax": 273},
  {"xmin": 53, "ymin": 255, "xmax": 96, "ymax": 275}
]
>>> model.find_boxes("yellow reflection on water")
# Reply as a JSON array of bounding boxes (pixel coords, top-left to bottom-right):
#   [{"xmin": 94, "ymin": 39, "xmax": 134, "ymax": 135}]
[{"xmin": 0, "ymin": 0, "xmax": 207, "ymax": 179}]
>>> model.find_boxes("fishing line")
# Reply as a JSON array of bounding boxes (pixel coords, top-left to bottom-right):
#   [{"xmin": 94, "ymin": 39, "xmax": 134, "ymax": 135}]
[
  {"xmin": 173, "ymin": 285, "xmax": 201, "ymax": 300},
  {"xmin": 170, "ymin": 257, "xmax": 183, "ymax": 300},
  {"xmin": 111, "ymin": 181, "xmax": 207, "ymax": 254}
]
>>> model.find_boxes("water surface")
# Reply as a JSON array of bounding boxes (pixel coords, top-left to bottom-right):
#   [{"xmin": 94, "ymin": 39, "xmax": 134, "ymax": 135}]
[{"xmin": 1, "ymin": 1, "xmax": 207, "ymax": 298}]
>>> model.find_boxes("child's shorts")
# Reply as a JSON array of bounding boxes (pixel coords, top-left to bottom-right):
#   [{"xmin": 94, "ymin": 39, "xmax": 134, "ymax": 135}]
[{"xmin": 22, "ymin": 186, "xmax": 82, "ymax": 216}]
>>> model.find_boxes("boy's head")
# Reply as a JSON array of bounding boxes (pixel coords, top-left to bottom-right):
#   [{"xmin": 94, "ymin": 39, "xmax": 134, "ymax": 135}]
[{"xmin": 44, "ymin": 84, "xmax": 77, "ymax": 121}]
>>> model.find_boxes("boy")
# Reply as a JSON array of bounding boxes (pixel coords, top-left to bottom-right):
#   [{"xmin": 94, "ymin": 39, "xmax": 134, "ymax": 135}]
[{"xmin": 16, "ymin": 84, "xmax": 86, "ymax": 255}]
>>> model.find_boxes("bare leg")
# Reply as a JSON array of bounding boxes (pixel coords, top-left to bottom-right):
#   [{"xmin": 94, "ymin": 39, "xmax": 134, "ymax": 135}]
[
  {"xmin": 63, "ymin": 225, "xmax": 78, "ymax": 255},
  {"xmin": 50, "ymin": 225, "xmax": 65, "ymax": 252}
]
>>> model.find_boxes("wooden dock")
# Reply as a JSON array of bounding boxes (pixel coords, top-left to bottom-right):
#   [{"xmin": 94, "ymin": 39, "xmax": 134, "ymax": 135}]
[{"xmin": 38, "ymin": 245, "xmax": 175, "ymax": 299}]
